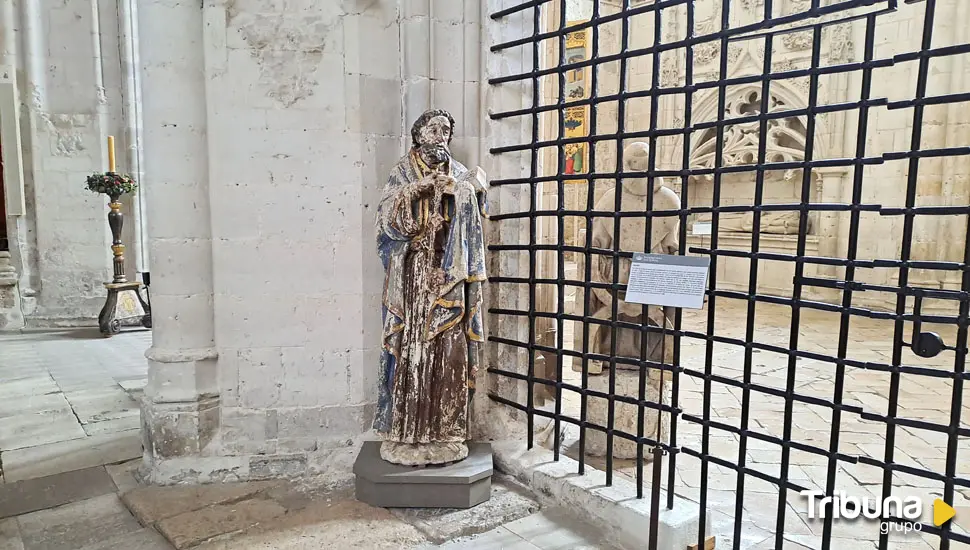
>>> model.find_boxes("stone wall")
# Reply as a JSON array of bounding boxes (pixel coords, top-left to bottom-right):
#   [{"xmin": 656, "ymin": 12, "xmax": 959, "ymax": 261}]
[
  {"xmin": 0, "ymin": 0, "xmax": 146, "ymax": 327},
  {"xmin": 138, "ymin": 0, "xmax": 490, "ymax": 485}
]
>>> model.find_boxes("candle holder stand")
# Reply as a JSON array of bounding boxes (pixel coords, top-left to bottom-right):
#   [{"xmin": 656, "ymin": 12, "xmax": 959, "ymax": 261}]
[{"xmin": 97, "ymin": 190, "xmax": 151, "ymax": 337}]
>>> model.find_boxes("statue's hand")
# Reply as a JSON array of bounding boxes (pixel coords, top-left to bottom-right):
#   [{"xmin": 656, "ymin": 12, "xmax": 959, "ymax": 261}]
[
  {"xmin": 436, "ymin": 174, "xmax": 458, "ymax": 195},
  {"xmin": 414, "ymin": 174, "xmax": 438, "ymax": 195}
]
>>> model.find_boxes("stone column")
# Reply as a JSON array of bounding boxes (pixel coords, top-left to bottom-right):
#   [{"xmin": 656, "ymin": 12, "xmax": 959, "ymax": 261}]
[
  {"xmin": 817, "ymin": 167, "xmax": 848, "ymax": 300},
  {"xmin": 137, "ymin": 0, "xmax": 220, "ymax": 484}
]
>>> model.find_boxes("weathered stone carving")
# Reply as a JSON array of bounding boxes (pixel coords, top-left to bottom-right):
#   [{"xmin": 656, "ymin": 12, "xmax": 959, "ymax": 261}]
[
  {"xmin": 574, "ymin": 142, "xmax": 677, "ymax": 459},
  {"xmin": 695, "ymin": 211, "xmax": 805, "ymax": 235},
  {"xmin": 574, "ymin": 142, "xmax": 678, "ymax": 376},
  {"xmin": 374, "ymin": 109, "xmax": 488, "ymax": 467}
]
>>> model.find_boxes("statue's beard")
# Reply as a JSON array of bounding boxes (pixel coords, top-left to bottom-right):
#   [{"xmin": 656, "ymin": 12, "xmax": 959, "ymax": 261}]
[{"xmin": 418, "ymin": 143, "xmax": 450, "ymax": 168}]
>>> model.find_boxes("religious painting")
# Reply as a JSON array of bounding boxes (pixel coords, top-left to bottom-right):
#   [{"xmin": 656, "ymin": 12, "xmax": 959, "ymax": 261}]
[
  {"xmin": 564, "ymin": 26, "xmax": 589, "ymax": 100},
  {"xmin": 563, "ymin": 105, "xmax": 587, "ymax": 177},
  {"xmin": 563, "ymin": 21, "xmax": 590, "ymax": 183}
]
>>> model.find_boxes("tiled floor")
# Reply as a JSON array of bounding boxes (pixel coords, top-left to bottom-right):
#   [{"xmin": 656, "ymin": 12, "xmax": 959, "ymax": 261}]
[
  {"xmin": 437, "ymin": 508, "xmax": 608, "ymax": 549},
  {"xmin": 541, "ymin": 262, "xmax": 970, "ymax": 550},
  {"xmin": 0, "ymin": 328, "xmax": 150, "ymax": 482},
  {"xmin": 0, "ymin": 328, "xmax": 167, "ymax": 550}
]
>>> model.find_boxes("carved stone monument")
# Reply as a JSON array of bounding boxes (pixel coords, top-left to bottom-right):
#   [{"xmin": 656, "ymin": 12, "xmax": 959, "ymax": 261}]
[
  {"xmin": 355, "ymin": 109, "xmax": 492, "ymax": 509},
  {"xmin": 575, "ymin": 142, "xmax": 678, "ymax": 459}
]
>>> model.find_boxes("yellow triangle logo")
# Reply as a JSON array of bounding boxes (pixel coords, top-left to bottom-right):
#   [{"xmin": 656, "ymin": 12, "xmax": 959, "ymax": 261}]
[{"xmin": 934, "ymin": 499, "xmax": 956, "ymax": 526}]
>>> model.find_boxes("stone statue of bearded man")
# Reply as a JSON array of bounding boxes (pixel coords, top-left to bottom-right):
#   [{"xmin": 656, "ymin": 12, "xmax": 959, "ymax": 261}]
[{"xmin": 373, "ymin": 109, "xmax": 488, "ymax": 466}]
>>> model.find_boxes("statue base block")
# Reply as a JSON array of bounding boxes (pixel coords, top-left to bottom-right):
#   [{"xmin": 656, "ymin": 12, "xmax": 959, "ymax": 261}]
[{"xmin": 353, "ymin": 441, "xmax": 493, "ymax": 509}]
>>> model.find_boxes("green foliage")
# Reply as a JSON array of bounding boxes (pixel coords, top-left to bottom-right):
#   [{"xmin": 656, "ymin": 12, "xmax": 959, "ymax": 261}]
[{"xmin": 85, "ymin": 172, "xmax": 138, "ymax": 197}]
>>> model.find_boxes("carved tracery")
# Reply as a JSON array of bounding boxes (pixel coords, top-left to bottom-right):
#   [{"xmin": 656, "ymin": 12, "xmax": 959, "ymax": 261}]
[{"xmin": 690, "ymin": 86, "xmax": 807, "ymax": 176}]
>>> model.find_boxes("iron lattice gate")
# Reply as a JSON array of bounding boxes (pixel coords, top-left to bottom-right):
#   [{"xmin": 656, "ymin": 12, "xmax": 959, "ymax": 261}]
[{"xmin": 486, "ymin": 0, "xmax": 970, "ymax": 548}]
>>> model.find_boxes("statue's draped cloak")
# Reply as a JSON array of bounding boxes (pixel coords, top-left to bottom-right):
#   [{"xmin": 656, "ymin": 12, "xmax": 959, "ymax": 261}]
[{"xmin": 374, "ymin": 151, "xmax": 488, "ymax": 442}]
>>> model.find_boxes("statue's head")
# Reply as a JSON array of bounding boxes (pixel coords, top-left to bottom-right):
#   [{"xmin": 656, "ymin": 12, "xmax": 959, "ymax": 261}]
[
  {"xmin": 411, "ymin": 109, "xmax": 456, "ymax": 168},
  {"xmin": 623, "ymin": 142, "xmax": 652, "ymax": 172},
  {"xmin": 622, "ymin": 142, "xmax": 655, "ymax": 196}
]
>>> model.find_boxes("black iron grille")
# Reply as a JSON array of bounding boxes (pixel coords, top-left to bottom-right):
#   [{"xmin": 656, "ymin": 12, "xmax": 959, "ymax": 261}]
[{"xmin": 485, "ymin": 0, "xmax": 970, "ymax": 548}]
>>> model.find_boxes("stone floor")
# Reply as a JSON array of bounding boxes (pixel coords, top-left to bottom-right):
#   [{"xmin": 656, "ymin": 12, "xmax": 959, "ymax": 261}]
[
  {"xmin": 547, "ymin": 270, "xmax": 970, "ymax": 550},
  {"xmin": 6, "ymin": 304, "xmax": 970, "ymax": 548},
  {"xmin": 0, "ymin": 328, "xmax": 163, "ymax": 550},
  {"xmin": 0, "ymin": 328, "xmax": 149, "ymax": 484},
  {"xmin": 0, "ymin": 328, "xmax": 613, "ymax": 549}
]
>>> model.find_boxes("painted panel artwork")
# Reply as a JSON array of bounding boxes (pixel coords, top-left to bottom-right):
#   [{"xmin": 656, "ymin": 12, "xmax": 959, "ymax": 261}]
[{"xmin": 563, "ymin": 22, "xmax": 590, "ymax": 182}]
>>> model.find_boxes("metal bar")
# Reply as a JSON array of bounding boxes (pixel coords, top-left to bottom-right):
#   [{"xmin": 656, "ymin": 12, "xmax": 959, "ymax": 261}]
[
  {"xmin": 697, "ymin": 0, "xmax": 733, "ymax": 546},
  {"xmin": 552, "ymin": 0, "xmax": 567, "ymax": 463},
  {"xmin": 483, "ymin": 3, "xmax": 970, "ymax": 549},
  {"xmin": 731, "ymin": 28, "xmax": 774, "ymax": 548},
  {"xmin": 605, "ymin": 0, "xmax": 633, "ymax": 491},
  {"xmin": 878, "ymin": 2, "xmax": 939, "ymax": 547},
  {"xmin": 577, "ymin": 0, "xmax": 603, "ymax": 477},
  {"xmin": 524, "ymin": 0, "xmax": 541, "ymax": 452},
  {"xmin": 666, "ymin": 0, "xmax": 695, "ymax": 511}
]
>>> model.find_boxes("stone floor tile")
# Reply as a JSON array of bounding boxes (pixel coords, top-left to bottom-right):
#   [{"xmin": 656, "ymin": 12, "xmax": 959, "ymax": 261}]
[
  {"xmin": 0, "ymin": 467, "xmax": 116, "ymax": 519},
  {"xmin": 0, "ymin": 408, "xmax": 86, "ymax": 451},
  {"xmin": 104, "ymin": 459, "xmax": 142, "ymax": 494},
  {"xmin": 504, "ymin": 509, "xmax": 607, "ymax": 550},
  {"xmin": 115, "ymin": 377, "xmax": 147, "ymax": 394},
  {"xmin": 65, "ymin": 387, "xmax": 140, "ymax": 424},
  {"xmin": 0, "ymin": 519, "xmax": 24, "ymax": 550},
  {"xmin": 439, "ymin": 527, "xmax": 540, "ymax": 550},
  {"xmin": 155, "ymin": 498, "xmax": 287, "ymax": 549},
  {"xmin": 193, "ymin": 499, "xmax": 427, "ymax": 550},
  {"xmin": 1, "ymin": 429, "xmax": 142, "ymax": 482},
  {"xmin": 0, "ymin": 377, "xmax": 59, "ymax": 400},
  {"xmin": 76, "ymin": 528, "xmax": 173, "ymax": 550},
  {"xmin": 0, "ymin": 393, "xmax": 71, "ymax": 419},
  {"xmin": 16, "ymin": 494, "xmax": 141, "ymax": 550},
  {"xmin": 390, "ymin": 476, "xmax": 540, "ymax": 543},
  {"xmin": 122, "ymin": 481, "xmax": 279, "ymax": 526},
  {"xmin": 82, "ymin": 414, "xmax": 141, "ymax": 436}
]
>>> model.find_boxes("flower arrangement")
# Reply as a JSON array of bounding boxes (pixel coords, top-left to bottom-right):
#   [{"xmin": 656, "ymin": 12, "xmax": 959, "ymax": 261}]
[{"xmin": 85, "ymin": 172, "xmax": 138, "ymax": 198}]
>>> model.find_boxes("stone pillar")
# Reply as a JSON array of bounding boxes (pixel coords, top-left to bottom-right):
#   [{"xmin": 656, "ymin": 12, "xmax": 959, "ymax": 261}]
[
  {"xmin": 137, "ymin": 0, "xmax": 220, "ymax": 484},
  {"xmin": 475, "ymin": 0, "xmax": 536, "ymax": 442},
  {"xmin": 818, "ymin": 167, "xmax": 848, "ymax": 302}
]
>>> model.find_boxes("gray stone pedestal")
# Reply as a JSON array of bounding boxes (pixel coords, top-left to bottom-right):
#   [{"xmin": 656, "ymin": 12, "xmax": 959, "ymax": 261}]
[{"xmin": 353, "ymin": 441, "xmax": 493, "ymax": 509}]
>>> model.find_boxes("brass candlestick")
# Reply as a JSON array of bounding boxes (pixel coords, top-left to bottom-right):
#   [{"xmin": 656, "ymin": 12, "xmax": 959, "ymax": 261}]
[{"xmin": 96, "ymin": 135, "xmax": 150, "ymax": 336}]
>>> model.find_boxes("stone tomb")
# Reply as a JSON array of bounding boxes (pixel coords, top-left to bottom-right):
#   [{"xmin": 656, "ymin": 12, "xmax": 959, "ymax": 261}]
[{"xmin": 353, "ymin": 441, "xmax": 493, "ymax": 509}]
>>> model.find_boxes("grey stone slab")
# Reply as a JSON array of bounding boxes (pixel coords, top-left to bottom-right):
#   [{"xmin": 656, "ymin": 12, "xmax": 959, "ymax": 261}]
[
  {"xmin": 354, "ymin": 442, "xmax": 494, "ymax": 509},
  {"xmin": 0, "ymin": 377, "xmax": 58, "ymax": 399},
  {"xmin": 504, "ymin": 509, "xmax": 609, "ymax": 550},
  {"xmin": 17, "ymin": 494, "xmax": 142, "ymax": 550},
  {"xmin": 122, "ymin": 481, "xmax": 279, "ymax": 526},
  {"xmin": 76, "ymin": 528, "xmax": 172, "ymax": 550},
  {"xmin": 0, "ymin": 518, "xmax": 24, "ymax": 550},
  {"xmin": 354, "ymin": 441, "xmax": 493, "ymax": 484},
  {"xmin": 155, "ymin": 498, "xmax": 286, "ymax": 549},
  {"xmin": 391, "ymin": 476, "xmax": 540, "ymax": 543},
  {"xmin": 0, "ymin": 393, "xmax": 70, "ymax": 419},
  {"xmin": 0, "ymin": 408, "xmax": 86, "ymax": 451},
  {"xmin": 65, "ymin": 387, "xmax": 140, "ymax": 424},
  {"xmin": 115, "ymin": 377, "xmax": 147, "ymax": 394},
  {"xmin": 83, "ymin": 414, "xmax": 141, "ymax": 436},
  {"xmin": 0, "ymin": 467, "xmax": 116, "ymax": 519},
  {"xmin": 104, "ymin": 460, "xmax": 142, "ymax": 494},
  {"xmin": 438, "ymin": 527, "xmax": 540, "ymax": 550},
  {"xmin": 1, "ymin": 430, "xmax": 142, "ymax": 482},
  {"xmin": 190, "ymin": 499, "xmax": 427, "ymax": 550}
]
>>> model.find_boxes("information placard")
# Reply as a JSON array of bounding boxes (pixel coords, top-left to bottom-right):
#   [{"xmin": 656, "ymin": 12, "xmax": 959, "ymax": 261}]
[{"xmin": 623, "ymin": 253, "xmax": 711, "ymax": 309}]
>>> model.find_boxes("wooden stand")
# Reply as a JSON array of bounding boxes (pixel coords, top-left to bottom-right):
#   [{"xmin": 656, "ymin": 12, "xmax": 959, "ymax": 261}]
[{"xmin": 99, "ymin": 281, "xmax": 151, "ymax": 336}]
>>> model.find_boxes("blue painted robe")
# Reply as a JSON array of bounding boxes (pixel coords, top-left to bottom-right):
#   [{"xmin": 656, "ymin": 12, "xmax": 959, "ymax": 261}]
[{"xmin": 374, "ymin": 150, "xmax": 487, "ymax": 442}]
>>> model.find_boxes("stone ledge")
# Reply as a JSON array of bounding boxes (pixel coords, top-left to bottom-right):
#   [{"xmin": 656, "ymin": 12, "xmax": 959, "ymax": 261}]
[{"xmin": 492, "ymin": 440, "xmax": 709, "ymax": 550}]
